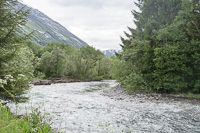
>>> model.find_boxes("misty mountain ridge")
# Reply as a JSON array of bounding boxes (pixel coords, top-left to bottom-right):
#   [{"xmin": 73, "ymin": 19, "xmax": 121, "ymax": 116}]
[
  {"xmin": 14, "ymin": 2, "xmax": 88, "ymax": 48},
  {"xmin": 102, "ymin": 49, "xmax": 122, "ymax": 57}
]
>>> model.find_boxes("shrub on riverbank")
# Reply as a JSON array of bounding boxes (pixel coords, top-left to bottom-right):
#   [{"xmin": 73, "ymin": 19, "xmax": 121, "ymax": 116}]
[{"xmin": 0, "ymin": 104, "xmax": 56, "ymax": 133}]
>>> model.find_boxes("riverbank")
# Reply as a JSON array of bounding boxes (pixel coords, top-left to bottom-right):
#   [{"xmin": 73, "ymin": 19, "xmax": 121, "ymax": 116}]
[
  {"xmin": 31, "ymin": 77, "xmax": 101, "ymax": 85},
  {"xmin": 101, "ymin": 85, "xmax": 200, "ymax": 105},
  {"xmin": 0, "ymin": 104, "xmax": 57, "ymax": 133}
]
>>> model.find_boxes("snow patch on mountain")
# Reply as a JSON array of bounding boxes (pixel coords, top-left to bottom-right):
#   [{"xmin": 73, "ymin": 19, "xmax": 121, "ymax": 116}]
[{"xmin": 102, "ymin": 49, "xmax": 122, "ymax": 57}]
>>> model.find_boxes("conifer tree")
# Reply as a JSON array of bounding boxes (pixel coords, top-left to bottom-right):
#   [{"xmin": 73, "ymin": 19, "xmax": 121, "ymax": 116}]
[
  {"xmin": 0, "ymin": 0, "xmax": 31, "ymax": 75},
  {"xmin": 0, "ymin": 0, "xmax": 34, "ymax": 102},
  {"xmin": 187, "ymin": 0, "xmax": 200, "ymax": 39}
]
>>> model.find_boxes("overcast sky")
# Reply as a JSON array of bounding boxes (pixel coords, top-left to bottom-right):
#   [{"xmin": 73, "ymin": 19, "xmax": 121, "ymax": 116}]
[{"xmin": 22, "ymin": 0, "xmax": 137, "ymax": 50}]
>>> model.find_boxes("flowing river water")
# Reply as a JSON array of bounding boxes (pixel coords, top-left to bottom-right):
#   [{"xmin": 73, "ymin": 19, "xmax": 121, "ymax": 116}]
[{"xmin": 9, "ymin": 80, "xmax": 200, "ymax": 133}]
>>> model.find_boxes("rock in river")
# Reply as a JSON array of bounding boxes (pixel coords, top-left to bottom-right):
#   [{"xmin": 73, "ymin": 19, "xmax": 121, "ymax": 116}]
[{"xmin": 31, "ymin": 80, "xmax": 51, "ymax": 85}]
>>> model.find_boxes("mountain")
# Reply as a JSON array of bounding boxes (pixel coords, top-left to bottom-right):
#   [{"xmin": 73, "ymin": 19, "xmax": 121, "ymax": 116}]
[
  {"xmin": 102, "ymin": 49, "xmax": 122, "ymax": 57},
  {"xmin": 14, "ymin": 3, "xmax": 88, "ymax": 48}
]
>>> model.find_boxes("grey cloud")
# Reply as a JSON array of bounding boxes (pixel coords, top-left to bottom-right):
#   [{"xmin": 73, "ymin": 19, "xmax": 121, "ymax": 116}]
[
  {"xmin": 49, "ymin": 0, "xmax": 104, "ymax": 8},
  {"xmin": 48, "ymin": 0, "xmax": 135, "ymax": 9},
  {"xmin": 22, "ymin": 0, "xmax": 137, "ymax": 50}
]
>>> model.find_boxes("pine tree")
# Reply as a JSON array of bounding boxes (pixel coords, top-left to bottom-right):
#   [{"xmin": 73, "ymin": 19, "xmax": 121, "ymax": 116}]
[
  {"xmin": 187, "ymin": 0, "xmax": 200, "ymax": 40},
  {"xmin": 0, "ymin": 0, "xmax": 31, "ymax": 75}
]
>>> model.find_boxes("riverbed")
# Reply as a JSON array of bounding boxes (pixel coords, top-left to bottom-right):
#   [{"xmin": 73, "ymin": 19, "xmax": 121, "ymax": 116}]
[{"xmin": 9, "ymin": 80, "xmax": 200, "ymax": 133}]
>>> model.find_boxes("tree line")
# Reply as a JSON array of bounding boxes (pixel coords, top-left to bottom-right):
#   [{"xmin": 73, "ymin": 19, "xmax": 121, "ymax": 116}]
[{"xmin": 27, "ymin": 41, "xmax": 115, "ymax": 80}]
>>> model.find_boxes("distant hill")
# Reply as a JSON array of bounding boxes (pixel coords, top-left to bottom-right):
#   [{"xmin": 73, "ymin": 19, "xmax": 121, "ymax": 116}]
[
  {"xmin": 102, "ymin": 49, "xmax": 122, "ymax": 57},
  {"xmin": 14, "ymin": 2, "xmax": 88, "ymax": 48}
]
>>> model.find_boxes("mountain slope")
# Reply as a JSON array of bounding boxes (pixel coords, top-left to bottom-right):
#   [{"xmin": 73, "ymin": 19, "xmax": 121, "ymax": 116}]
[{"xmin": 15, "ymin": 3, "xmax": 88, "ymax": 48}]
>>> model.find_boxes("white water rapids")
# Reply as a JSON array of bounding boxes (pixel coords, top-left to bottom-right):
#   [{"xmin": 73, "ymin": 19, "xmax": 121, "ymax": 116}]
[{"xmin": 8, "ymin": 80, "xmax": 200, "ymax": 133}]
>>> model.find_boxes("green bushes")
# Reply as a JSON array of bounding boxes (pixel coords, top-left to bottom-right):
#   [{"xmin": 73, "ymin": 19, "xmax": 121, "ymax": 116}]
[
  {"xmin": 30, "ymin": 42, "xmax": 115, "ymax": 80},
  {"xmin": 0, "ymin": 104, "xmax": 56, "ymax": 133}
]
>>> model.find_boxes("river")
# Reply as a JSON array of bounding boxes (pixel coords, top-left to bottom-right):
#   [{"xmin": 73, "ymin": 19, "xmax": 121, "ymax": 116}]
[{"xmin": 9, "ymin": 80, "xmax": 200, "ymax": 133}]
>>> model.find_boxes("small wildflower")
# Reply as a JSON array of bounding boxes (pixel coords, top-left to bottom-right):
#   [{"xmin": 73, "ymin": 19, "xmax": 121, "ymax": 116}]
[
  {"xmin": 18, "ymin": 74, "xmax": 25, "ymax": 77},
  {"xmin": 3, "ymin": 80, "xmax": 7, "ymax": 85},
  {"xmin": 5, "ymin": 75, "xmax": 13, "ymax": 79},
  {"xmin": 0, "ymin": 79, "xmax": 7, "ymax": 85},
  {"xmin": 9, "ymin": 79, "xmax": 16, "ymax": 82},
  {"xmin": 0, "ymin": 79, "xmax": 3, "ymax": 84}
]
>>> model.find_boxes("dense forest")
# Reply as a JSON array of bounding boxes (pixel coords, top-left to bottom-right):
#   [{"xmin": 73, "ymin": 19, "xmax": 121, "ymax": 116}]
[
  {"xmin": 114, "ymin": 0, "xmax": 200, "ymax": 93},
  {"xmin": 27, "ymin": 41, "xmax": 116, "ymax": 80}
]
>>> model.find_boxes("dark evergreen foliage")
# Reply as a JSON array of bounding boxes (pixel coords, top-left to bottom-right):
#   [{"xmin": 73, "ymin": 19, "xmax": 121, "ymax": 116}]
[
  {"xmin": 116, "ymin": 0, "xmax": 200, "ymax": 93},
  {"xmin": 0, "ymin": 0, "xmax": 35, "ymax": 102}
]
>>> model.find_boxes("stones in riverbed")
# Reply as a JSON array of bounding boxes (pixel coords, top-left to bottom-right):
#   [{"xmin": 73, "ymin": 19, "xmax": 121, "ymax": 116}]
[
  {"xmin": 31, "ymin": 79, "xmax": 73, "ymax": 85},
  {"xmin": 31, "ymin": 78, "xmax": 100, "ymax": 85},
  {"xmin": 31, "ymin": 80, "xmax": 51, "ymax": 85},
  {"xmin": 139, "ymin": 100, "xmax": 144, "ymax": 103},
  {"xmin": 117, "ymin": 97, "xmax": 124, "ymax": 100},
  {"xmin": 155, "ymin": 97, "xmax": 159, "ymax": 100}
]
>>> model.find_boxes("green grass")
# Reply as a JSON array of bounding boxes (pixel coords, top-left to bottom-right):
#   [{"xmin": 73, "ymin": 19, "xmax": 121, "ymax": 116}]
[
  {"xmin": 176, "ymin": 92, "xmax": 200, "ymax": 100},
  {"xmin": 187, "ymin": 92, "xmax": 200, "ymax": 99},
  {"xmin": 0, "ymin": 105, "xmax": 57, "ymax": 133}
]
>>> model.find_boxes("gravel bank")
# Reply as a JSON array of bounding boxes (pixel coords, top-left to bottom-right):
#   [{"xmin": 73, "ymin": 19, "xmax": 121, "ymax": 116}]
[{"xmin": 101, "ymin": 85, "xmax": 200, "ymax": 105}]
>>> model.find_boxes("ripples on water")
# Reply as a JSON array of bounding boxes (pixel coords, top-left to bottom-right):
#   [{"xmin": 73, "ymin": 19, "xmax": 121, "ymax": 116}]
[{"xmin": 9, "ymin": 80, "xmax": 200, "ymax": 133}]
